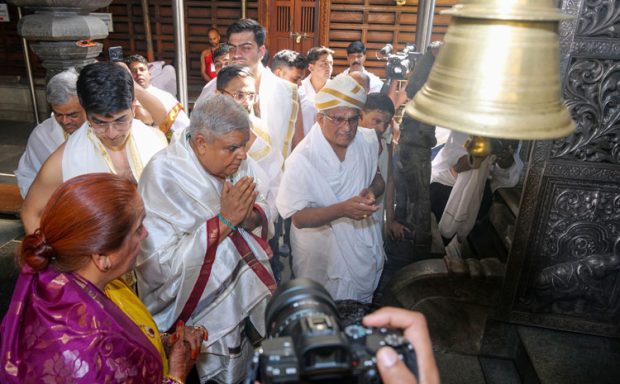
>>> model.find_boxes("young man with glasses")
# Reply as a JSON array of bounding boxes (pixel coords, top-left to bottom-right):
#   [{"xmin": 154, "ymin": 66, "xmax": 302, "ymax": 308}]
[
  {"xmin": 21, "ymin": 62, "xmax": 168, "ymax": 234},
  {"xmin": 277, "ymin": 75, "xmax": 386, "ymax": 303},
  {"xmin": 198, "ymin": 18, "xmax": 304, "ymax": 159}
]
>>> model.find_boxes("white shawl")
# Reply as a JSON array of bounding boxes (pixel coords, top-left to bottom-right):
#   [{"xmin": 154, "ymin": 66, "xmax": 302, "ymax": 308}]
[
  {"xmin": 62, "ymin": 120, "xmax": 167, "ymax": 182},
  {"xmin": 136, "ymin": 132, "xmax": 274, "ymax": 383}
]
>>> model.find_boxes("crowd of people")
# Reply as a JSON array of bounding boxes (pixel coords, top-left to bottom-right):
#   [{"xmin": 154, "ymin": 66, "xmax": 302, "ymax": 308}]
[{"xmin": 1, "ymin": 16, "xmax": 524, "ymax": 384}]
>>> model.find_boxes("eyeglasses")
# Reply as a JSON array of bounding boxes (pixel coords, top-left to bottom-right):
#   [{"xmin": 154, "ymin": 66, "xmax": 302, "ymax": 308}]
[
  {"xmin": 89, "ymin": 115, "xmax": 133, "ymax": 134},
  {"xmin": 221, "ymin": 89, "xmax": 257, "ymax": 104},
  {"xmin": 322, "ymin": 113, "xmax": 360, "ymax": 126}
]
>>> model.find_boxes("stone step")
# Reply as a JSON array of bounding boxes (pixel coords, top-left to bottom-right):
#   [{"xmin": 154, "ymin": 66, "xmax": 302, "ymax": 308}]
[{"xmin": 517, "ymin": 325, "xmax": 620, "ymax": 384}]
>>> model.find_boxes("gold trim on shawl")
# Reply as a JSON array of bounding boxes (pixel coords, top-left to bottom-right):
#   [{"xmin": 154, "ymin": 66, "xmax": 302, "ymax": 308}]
[
  {"xmin": 251, "ymin": 121, "xmax": 272, "ymax": 146},
  {"xmin": 87, "ymin": 127, "xmax": 144, "ymax": 181},
  {"xmin": 159, "ymin": 102, "xmax": 185, "ymax": 136},
  {"xmin": 249, "ymin": 142, "xmax": 271, "ymax": 161},
  {"xmin": 282, "ymin": 84, "xmax": 298, "ymax": 158}
]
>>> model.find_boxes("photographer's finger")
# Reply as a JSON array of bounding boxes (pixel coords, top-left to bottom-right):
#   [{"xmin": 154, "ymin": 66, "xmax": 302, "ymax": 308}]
[
  {"xmin": 376, "ymin": 347, "xmax": 418, "ymax": 384},
  {"xmin": 364, "ymin": 308, "xmax": 439, "ymax": 384},
  {"xmin": 363, "ymin": 307, "xmax": 417, "ymax": 329}
]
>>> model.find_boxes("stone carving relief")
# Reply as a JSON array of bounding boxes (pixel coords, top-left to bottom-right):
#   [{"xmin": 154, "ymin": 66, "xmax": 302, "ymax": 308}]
[
  {"xmin": 551, "ymin": 59, "xmax": 620, "ymax": 163},
  {"xmin": 532, "ymin": 240, "xmax": 620, "ymax": 313},
  {"xmin": 576, "ymin": 0, "xmax": 620, "ymax": 38},
  {"xmin": 522, "ymin": 188, "xmax": 620, "ymax": 317}
]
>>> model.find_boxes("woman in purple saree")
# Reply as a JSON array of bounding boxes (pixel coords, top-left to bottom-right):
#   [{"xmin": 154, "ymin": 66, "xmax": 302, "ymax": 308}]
[{"xmin": 0, "ymin": 173, "xmax": 204, "ymax": 383}]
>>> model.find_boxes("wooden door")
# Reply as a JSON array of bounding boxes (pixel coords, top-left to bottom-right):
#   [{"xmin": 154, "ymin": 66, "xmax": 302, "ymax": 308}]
[{"xmin": 267, "ymin": 0, "xmax": 320, "ymax": 58}]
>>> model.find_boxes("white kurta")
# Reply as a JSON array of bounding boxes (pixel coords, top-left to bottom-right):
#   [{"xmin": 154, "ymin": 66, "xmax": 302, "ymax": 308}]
[
  {"xmin": 198, "ymin": 64, "xmax": 299, "ymax": 159},
  {"xmin": 277, "ymin": 124, "xmax": 385, "ymax": 303},
  {"xmin": 298, "ymin": 75, "xmax": 318, "ymax": 135},
  {"xmin": 62, "ymin": 120, "xmax": 167, "ymax": 182},
  {"xmin": 15, "ymin": 117, "xmax": 85, "ymax": 197},
  {"xmin": 136, "ymin": 133, "xmax": 275, "ymax": 383},
  {"xmin": 341, "ymin": 67, "xmax": 384, "ymax": 94},
  {"xmin": 146, "ymin": 85, "xmax": 190, "ymax": 133}
]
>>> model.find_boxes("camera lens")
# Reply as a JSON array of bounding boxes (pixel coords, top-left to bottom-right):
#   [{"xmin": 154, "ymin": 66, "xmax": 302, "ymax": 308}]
[{"xmin": 265, "ymin": 278, "xmax": 341, "ymax": 338}]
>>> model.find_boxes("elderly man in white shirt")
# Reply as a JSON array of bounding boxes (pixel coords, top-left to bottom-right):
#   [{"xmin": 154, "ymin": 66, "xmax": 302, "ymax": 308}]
[
  {"xmin": 277, "ymin": 75, "xmax": 385, "ymax": 303},
  {"xmin": 15, "ymin": 69, "xmax": 86, "ymax": 197}
]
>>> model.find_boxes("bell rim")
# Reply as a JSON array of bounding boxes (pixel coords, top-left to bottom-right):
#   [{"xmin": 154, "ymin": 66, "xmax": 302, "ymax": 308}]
[{"xmin": 405, "ymin": 98, "xmax": 576, "ymax": 141}]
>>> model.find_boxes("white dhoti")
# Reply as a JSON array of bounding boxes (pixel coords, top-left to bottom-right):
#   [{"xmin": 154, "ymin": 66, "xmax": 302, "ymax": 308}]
[
  {"xmin": 277, "ymin": 125, "xmax": 385, "ymax": 303},
  {"xmin": 136, "ymin": 132, "xmax": 275, "ymax": 383}
]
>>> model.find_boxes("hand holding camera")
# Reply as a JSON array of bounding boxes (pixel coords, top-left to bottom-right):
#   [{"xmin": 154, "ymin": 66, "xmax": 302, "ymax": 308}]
[
  {"xmin": 363, "ymin": 308, "xmax": 440, "ymax": 384},
  {"xmin": 247, "ymin": 279, "xmax": 437, "ymax": 384}
]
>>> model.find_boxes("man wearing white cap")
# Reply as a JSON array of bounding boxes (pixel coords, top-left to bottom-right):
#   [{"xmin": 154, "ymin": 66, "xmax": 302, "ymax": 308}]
[{"xmin": 277, "ymin": 75, "xmax": 386, "ymax": 303}]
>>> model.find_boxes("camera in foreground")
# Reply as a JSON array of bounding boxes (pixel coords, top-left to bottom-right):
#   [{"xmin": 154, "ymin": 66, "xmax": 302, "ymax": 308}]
[{"xmin": 246, "ymin": 278, "xmax": 418, "ymax": 383}]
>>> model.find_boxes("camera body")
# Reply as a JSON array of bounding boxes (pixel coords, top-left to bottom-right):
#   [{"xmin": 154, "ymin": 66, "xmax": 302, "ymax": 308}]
[
  {"xmin": 379, "ymin": 43, "xmax": 421, "ymax": 80},
  {"xmin": 246, "ymin": 279, "xmax": 418, "ymax": 384}
]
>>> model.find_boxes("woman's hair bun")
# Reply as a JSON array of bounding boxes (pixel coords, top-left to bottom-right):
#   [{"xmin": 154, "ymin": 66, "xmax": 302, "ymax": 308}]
[{"xmin": 20, "ymin": 229, "xmax": 57, "ymax": 271}]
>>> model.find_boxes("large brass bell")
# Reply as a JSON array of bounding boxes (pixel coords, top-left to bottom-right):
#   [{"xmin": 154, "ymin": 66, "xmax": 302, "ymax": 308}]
[{"xmin": 406, "ymin": 0, "xmax": 575, "ymax": 140}]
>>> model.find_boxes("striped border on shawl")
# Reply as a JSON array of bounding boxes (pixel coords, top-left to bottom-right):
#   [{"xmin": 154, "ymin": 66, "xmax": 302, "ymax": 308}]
[
  {"xmin": 281, "ymin": 83, "xmax": 299, "ymax": 158},
  {"xmin": 159, "ymin": 103, "xmax": 185, "ymax": 137},
  {"xmin": 170, "ymin": 215, "xmax": 220, "ymax": 331}
]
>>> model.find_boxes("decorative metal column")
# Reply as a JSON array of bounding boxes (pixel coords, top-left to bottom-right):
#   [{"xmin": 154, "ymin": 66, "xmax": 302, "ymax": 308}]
[
  {"xmin": 7, "ymin": 0, "xmax": 112, "ymax": 80},
  {"xmin": 415, "ymin": 0, "xmax": 436, "ymax": 52},
  {"xmin": 172, "ymin": 0, "xmax": 188, "ymax": 107}
]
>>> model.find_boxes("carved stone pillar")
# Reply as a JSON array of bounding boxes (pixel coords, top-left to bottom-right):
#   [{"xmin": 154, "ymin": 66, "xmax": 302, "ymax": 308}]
[
  {"xmin": 395, "ymin": 116, "xmax": 436, "ymax": 250},
  {"xmin": 8, "ymin": 0, "xmax": 112, "ymax": 79},
  {"xmin": 498, "ymin": 0, "xmax": 620, "ymax": 337},
  {"xmin": 394, "ymin": 49, "xmax": 438, "ymax": 252}
]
